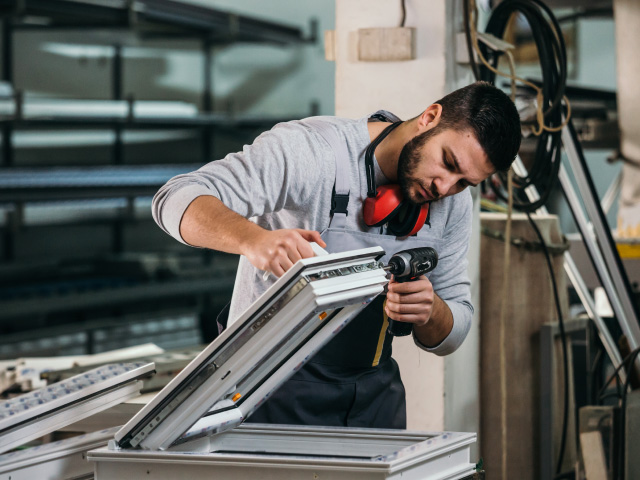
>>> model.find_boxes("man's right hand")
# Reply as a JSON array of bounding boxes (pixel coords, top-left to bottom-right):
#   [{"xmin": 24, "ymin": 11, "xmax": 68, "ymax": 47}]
[
  {"xmin": 242, "ymin": 229, "xmax": 326, "ymax": 278},
  {"xmin": 180, "ymin": 196, "xmax": 326, "ymax": 278}
]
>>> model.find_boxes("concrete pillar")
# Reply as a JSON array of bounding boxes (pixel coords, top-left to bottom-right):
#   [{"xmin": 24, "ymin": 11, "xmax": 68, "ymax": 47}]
[
  {"xmin": 334, "ymin": 0, "xmax": 480, "ymax": 438},
  {"xmin": 335, "ymin": 0, "xmax": 447, "ymax": 120}
]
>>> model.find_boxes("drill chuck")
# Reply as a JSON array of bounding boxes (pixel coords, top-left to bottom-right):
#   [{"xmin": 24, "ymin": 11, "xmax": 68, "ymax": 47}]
[{"xmin": 385, "ymin": 247, "xmax": 438, "ymax": 282}]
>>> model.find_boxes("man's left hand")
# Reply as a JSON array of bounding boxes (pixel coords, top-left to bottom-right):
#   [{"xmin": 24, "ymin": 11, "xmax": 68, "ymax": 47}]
[
  {"xmin": 385, "ymin": 275, "xmax": 454, "ymax": 347},
  {"xmin": 385, "ymin": 275, "xmax": 434, "ymax": 327}
]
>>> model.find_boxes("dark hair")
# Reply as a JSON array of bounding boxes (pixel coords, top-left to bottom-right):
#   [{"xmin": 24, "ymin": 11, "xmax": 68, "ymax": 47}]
[{"xmin": 432, "ymin": 81, "xmax": 521, "ymax": 172}]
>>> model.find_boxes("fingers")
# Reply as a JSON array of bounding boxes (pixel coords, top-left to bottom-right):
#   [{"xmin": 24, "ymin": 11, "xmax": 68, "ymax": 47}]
[
  {"xmin": 385, "ymin": 276, "xmax": 434, "ymax": 326},
  {"xmin": 386, "ymin": 312, "xmax": 427, "ymax": 325},
  {"xmin": 269, "ymin": 240, "xmax": 300, "ymax": 277},
  {"xmin": 386, "ymin": 301, "xmax": 427, "ymax": 315},
  {"xmin": 269, "ymin": 258, "xmax": 292, "ymax": 278},
  {"xmin": 283, "ymin": 229, "xmax": 327, "ymax": 265},
  {"xmin": 298, "ymin": 229, "xmax": 327, "ymax": 248},
  {"xmin": 259, "ymin": 229, "xmax": 325, "ymax": 278},
  {"xmin": 293, "ymin": 234, "xmax": 315, "ymax": 260},
  {"xmin": 387, "ymin": 277, "xmax": 431, "ymax": 299},
  {"xmin": 386, "ymin": 290, "xmax": 428, "ymax": 305},
  {"xmin": 385, "ymin": 300, "xmax": 432, "ymax": 325},
  {"xmin": 388, "ymin": 275, "xmax": 430, "ymax": 293}
]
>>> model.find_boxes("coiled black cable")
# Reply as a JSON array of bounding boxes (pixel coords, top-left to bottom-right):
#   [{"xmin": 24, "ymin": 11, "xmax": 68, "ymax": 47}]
[
  {"xmin": 476, "ymin": 0, "xmax": 567, "ymax": 212},
  {"xmin": 468, "ymin": 1, "xmax": 572, "ymax": 477},
  {"xmin": 463, "ymin": 0, "xmax": 480, "ymax": 80},
  {"xmin": 527, "ymin": 212, "xmax": 571, "ymax": 478}
]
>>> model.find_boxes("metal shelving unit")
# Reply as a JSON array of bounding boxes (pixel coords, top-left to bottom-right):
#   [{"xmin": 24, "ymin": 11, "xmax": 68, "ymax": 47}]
[
  {"xmin": 0, "ymin": 0, "xmax": 316, "ymax": 352},
  {"xmin": 0, "ymin": 0, "xmax": 315, "ymax": 167},
  {"xmin": 0, "ymin": 163, "xmax": 200, "ymax": 203},
  {"xmin": 0, "ymin": 112, "xmax": 308, "ymax": 128},
  {"xmin": 0, "ymin": 0, "xmax": 312, "ymax": 44}
]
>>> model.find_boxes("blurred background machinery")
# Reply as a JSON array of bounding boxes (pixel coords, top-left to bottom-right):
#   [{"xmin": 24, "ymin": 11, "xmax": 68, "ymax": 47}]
[
  {"xmin": 0, "ymin": 1, "xmax": 639, "ymax": 479},
  {"xmin": 0, "ymin": 0, "xmax": 327, "ymax": 357}
]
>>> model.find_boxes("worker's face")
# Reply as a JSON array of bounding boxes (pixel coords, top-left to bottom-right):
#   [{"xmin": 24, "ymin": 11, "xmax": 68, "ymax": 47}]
[{"xmin": 397, "ymin": 126, "xmax": 494, "ymax": 204}]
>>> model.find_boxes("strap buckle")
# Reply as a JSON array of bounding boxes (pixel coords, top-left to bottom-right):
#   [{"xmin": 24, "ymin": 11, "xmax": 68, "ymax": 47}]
[{"xmin": 331, "ymin": 193, "xmax": 349, "ymax": 215}]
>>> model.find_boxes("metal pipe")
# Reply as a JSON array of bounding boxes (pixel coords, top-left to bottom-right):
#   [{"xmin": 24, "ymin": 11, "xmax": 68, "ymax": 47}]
[
  {"xmin": 559, "ymin": 165, "xmax": 640, "ymax": 357},
  {"xmin": 561, "ymin": 126, "xmax": 640, "ymax": 350},
  {"xmin": 560, "ymin": 163, "xmax": 640, "ymax": 369},
  {"xmin": 513, "ymin": 157, "xmax": 624, "ymax": 371}
]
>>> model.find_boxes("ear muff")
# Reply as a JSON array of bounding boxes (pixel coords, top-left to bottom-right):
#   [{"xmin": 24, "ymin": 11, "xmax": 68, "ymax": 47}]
[
  {"xmin": 362, "ymin": 118, "xmax": 429, "ymax": 237},
  {"xmin": 387, "ymin": 201, "xmax": 429, "ymax": 237},
  {"xmin": 363, "ymin": 184, "xmax": 404, "ymax": 227},
  {"xmin": 363, "ymin": 184, "xmax": 429, "ymax": 237}
]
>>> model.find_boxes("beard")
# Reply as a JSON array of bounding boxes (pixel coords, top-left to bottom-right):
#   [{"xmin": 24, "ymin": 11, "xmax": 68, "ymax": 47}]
[{"xmin": 397, "ymin": 127, "xmax": 440, "ymax": 205}]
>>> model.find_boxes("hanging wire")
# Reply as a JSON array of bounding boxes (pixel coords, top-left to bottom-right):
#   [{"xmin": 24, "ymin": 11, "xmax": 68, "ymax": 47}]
[
  {"xmin": 499, "ymin": 168, "xmax": 514, "ymax": 480},
  {"xmin": 527, "ymin": 212, "xmax": 571, "ymax": 476},
  {"xmin": 467, "ymin": 0, "xmax": 572, "ymax": 213},
  {"xmin": 465, "ymin": 1, "xmax": 574, "ymax": 476}
]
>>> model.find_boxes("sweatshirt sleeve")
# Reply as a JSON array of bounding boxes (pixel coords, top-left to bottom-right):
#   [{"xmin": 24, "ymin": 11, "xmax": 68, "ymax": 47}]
[
  {"xmin": 413, "ymin": 190, "xmax": 474, "ymax": 356},
  {"xmin": 152, "ymin": 121, "xmax": 329, "ymax": 245}
]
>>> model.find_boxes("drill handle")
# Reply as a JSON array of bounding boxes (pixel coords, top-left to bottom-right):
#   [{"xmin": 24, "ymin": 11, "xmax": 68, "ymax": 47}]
[
  {"xmin": 386, "ymin": 262, "xmax": 419, "ymax": 336},
  {"xmin": 387, "ymin": 318, "xmax": 413, "ymax": 336},
  {"xmin": 384, "ymin": 247, "xmax": 438, "ymax": 337}
]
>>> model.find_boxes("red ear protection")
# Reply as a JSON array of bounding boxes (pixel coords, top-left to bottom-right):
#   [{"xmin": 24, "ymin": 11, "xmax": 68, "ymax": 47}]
[
  {"xmin": 363, "ymin": 121, "xmax": 429, "ymax": 237},
  {"xmin": 363, "ymin": 184, "xmax": 404, "ymax": 226},
  {"xmin": 363, "ymin": 185, "xmax": 429, "ymax": 237}
]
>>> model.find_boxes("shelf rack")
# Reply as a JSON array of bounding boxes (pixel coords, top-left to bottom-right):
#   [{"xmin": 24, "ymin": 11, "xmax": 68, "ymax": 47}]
[
  {"xmin": 0, "ymin": 0, "xmax": 317, "ymax": 349},
  {"xmin": 0, "ymin": 0, "xmax": 312, "ymax": 44},
  {"xmin": 0, "ymin": 164, "xmax": 200, "ymax": 202},
  {"xmin": 0, "ymin": 0, "xmax": 315, "ymax": 167}
]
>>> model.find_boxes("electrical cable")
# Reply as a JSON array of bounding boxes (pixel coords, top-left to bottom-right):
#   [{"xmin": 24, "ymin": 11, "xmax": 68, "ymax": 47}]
[
  {"xmin": 400, "ymin": 0, "xmax": 407, "ymax": 27},
  {"xmin": 590, "ymin": 347, "xmax": 604, "ymax": 404},
  {"xmin": 526, "ymin": 212, "xmax": 570, "ymax": 477},
  {"xmin": 467, "ymin": 0, "xmax": 571, "ymax": 130},
  {"xmin": 472, "ymin": 2, "xmax": 638, "ymax": 476},
  {"xmin": 596, "ymin": 346, "xmax": 640, "ymax": 479},
  {"xmin": 597, "ymin": 346, "xmax": 640, "ymax": 402},
  {"xmin": 463, "ymin": 0, "xmax": 480, "ymax": 80},
  {"xmin": 499, "ymin": 169, "xmax": 514, "ymax": 480},
  {"xmin": 466, "ymin": 2, "xmax": 575, "ymax": 475},
  {"xmin": 618, "ymin": 348, "xmax": 640, "ymax": 479},
  {"xmin": 598, "ymin": 392, "xmax": 622, "ymax": 403},
  {"xmin": 562, "ymin": 121, "xmax": 640, "ymax": 324},
  {"xmin": 478, "ymin": 0, "xmax": 570, "ymax": 129},
  {"xmin": 466, "ymin": 0, "xmax": 571, "ymax": 212}
]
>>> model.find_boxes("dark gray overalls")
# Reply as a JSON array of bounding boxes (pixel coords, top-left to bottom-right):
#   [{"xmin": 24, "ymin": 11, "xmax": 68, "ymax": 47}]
[{"xmin": 247, "ymin": 117, "xmax": 429, "ymax": 429}]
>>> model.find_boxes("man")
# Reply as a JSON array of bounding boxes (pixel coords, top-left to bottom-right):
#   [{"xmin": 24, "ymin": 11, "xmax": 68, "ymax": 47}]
[{"xmin": 152, "ymin": 81, "xmax": 521, "ymax": 429}]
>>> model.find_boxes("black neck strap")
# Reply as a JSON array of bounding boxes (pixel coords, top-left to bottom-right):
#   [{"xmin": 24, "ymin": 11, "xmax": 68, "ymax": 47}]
[{"xmin": 365, "ymin": 121, "xmax": 403, "ymax": 198}]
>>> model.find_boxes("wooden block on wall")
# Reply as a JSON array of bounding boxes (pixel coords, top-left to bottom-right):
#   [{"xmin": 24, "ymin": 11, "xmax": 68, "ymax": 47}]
[
  {"xmin": 324, "ymin": 30, "xmax": 336, "ymax": 62},
  {"xmin": 357, "ymin": 27, "xmax": 415, "ymax": 62}
]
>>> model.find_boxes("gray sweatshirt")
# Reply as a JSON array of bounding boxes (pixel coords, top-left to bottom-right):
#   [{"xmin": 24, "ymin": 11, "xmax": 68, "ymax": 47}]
[{"xmin": 152, "ymin": 114, "xmax": 473, "ymax": 356}]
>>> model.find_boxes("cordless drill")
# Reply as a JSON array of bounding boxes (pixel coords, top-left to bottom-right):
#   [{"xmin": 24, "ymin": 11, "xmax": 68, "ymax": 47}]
[{"xmin": 383, "ymin": 247, "xmax": 439, "ymax": 336}]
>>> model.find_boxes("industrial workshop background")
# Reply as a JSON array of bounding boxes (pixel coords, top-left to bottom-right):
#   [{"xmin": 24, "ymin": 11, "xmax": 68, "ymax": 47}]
[
  {"xmin": 0, "ymin": 1, "xmax": 639, "ymax": 480},
  {"xmin": 0, "ymin": 0, "xmax": 333, "ymax": 355}
]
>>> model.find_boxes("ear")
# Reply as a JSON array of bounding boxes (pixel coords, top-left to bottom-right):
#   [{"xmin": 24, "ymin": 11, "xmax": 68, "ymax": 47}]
[{"xmin": 416, "ymin": 103, "xmax": 443, "ymax": 133}]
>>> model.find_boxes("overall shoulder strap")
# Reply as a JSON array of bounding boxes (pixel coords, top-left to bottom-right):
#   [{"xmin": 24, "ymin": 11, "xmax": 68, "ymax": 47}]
[{"xmin": 302, "ymin": 118, "xmax": 350, "ymax": 229}]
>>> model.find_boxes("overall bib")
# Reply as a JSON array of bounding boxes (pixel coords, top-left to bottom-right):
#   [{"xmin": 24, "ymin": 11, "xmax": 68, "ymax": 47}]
[{"xmin": 247, "ymin": 118, "xmax": 428, "ymax": 429}]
